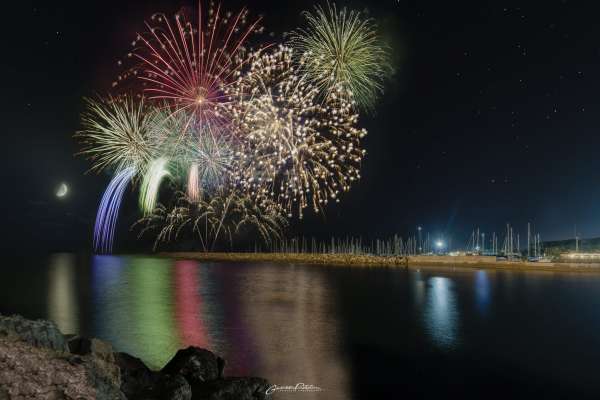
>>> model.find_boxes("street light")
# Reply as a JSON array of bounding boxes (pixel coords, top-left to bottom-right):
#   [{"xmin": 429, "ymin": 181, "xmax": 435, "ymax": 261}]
[{"xmin": 435, "ymin": 240, "xmax": 446, "ymax": 255}]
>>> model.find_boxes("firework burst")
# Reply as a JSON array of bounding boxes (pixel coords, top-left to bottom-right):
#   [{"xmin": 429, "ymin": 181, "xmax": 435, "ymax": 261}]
[
  {"xmin": 77, "ymin": 2, "xmax": 393, "ymax": 253},
  {"xmin": 146, "ymin": 108, "xmax": 194, "ymax": 159},
  {"xmin": 190, "ymin": 124, "xmax": 234, "ymax": 193},
  {"xmin": 226, "ymin": 46, "xmax": 366, "ymax": 217},
  {"xmin": 77, "ymin": 96, "xmax": 155, "ymax": 173},
  {"xmin": 185, "ymin": 128, "xmax": 233, "ymax": 201},
  {"xmin": 289, "ymin": 3, "xmax": 391, "ymax": 111},
  {"xmin": 145, "ymin": 107, "xmax": 234, "ymax": 200},
  {"xmin": 122, "ymin": 1, "xmax": 265, "ymax": 130}
]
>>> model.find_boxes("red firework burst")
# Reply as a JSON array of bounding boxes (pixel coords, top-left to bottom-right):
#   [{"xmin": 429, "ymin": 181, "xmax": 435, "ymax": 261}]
[{"xmin": 125, "ymin": 2, "xmax": 265, "ymax": 127}]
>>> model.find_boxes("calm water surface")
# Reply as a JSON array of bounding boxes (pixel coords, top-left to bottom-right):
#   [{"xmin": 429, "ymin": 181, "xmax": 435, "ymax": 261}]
[{"xmin": 2, "ymin": 254, "xmax": 600, "ymax": 399}]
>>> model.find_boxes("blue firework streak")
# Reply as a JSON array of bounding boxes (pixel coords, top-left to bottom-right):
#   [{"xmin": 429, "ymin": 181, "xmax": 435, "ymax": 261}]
[{"xmin": 93, "ymin": 166, "xmax": 137, "ymax": 253}]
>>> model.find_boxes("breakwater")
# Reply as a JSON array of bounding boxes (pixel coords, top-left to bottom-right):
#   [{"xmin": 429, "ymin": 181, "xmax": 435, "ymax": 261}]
[{"xmin": 165, "ymin": 252, "xmax": 600, "ymax": 273}]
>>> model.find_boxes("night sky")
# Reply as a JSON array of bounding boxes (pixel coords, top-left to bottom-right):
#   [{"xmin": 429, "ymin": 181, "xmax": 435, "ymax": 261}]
[{"xmin": 3, "ymin": 0, "xmax": 600, "ymax": 252}]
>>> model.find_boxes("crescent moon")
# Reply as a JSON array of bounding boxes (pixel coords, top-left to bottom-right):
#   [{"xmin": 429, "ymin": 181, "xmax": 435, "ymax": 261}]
[{"xmin": 56, "ymin": 183, "xmax": 68, "ymax": 198}]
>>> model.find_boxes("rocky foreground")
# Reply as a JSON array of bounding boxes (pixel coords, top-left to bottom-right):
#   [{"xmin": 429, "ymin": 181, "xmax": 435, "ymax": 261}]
[{"xmin": 0, "ymin": 314, "xmax": 270, "ymax": 399}]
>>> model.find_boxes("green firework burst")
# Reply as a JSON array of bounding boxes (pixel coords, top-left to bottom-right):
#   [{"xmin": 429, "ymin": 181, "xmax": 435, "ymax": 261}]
[{"xmin": 290, "ymin": 3, "xmax": 392, "ymax": 111}]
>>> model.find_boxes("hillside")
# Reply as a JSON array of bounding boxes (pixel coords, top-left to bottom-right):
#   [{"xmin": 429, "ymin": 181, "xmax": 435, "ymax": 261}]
[{"xmin": 544, "ymin": 237, "xmax": 600, "ymax": 255}]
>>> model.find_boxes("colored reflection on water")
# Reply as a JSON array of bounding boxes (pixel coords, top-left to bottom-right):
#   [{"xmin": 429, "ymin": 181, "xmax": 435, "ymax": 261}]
[
  {"xmin": 47, "ymin": 253, "xmax": 79, "ymax": 334},
  {"xmin": 92, "ymin": 255, "xmax": 136, "ymax": 357},
  {"xmin": 8, "ymin": 255, "xmax": 598, "ymax": 398},
  {"xmin": 128, "ymin": 257, "xmax": 180, "ymax": 368},
  {"xmin": 424, "ymin": 276, "xmax": 458, "ymax": 350},
  {"xmin": 86, "ymin": 258, "xmax": 351, "ymax": 398},
  {"xmin": 474, "ymin": 270, "xmax": 491, "ymax": 315},
  {"xmin": 211, "ymin": 266, "xmax": 260, "ymax": 375},
  {"xmin": 411, "ymin": 270, "xmax": 426, "ymax": 307},
  {"xmin": 91, "ymin": 256, "xmax": 180, "ymax": 367},
  {"xmin": 174, "ymin": 260, "xmax": 209, "ymax": 349},
  {"xmin": 239, "ymin": 265, "xmax": 351, "ymax": 399}
]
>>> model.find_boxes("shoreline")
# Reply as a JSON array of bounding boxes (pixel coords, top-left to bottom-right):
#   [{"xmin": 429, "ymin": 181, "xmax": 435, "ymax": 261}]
[
  {"xmin": 0, "ymin": 314, "xmax": 270, "ymax": 399},
  {"xmin": 162, "ymin": 252, "xmax": 600, "ymax": 273}
]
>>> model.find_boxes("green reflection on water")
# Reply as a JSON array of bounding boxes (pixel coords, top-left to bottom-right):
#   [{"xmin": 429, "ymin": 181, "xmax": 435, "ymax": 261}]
[{"xmin": 128, "ymin": 257, "xmax": 180, "ymax": 368}]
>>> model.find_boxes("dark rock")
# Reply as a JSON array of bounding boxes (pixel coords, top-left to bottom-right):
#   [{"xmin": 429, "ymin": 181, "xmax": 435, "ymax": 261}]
[
  {"xmin": 114, "ymin": 351, "xmax": 158, "ymax": 399},
  {"xmin": 0, "ymin": 334, "xmax": 109, "ymax": 399},
  {"xmin": 0, "ymin": 314, "xmax": 66, "ymax": 351},
  {"xmin": 67, "ymin": 335, "xmax": 91, "ymax": 355},
  {"xmin": 83, "ymin": 360, "xmax": 125, "ymax": 400},
  {"xmin": 114, "ymin": 357, "xmax": 193, "ymax": 400},
  {"xmin": 0, "ymin": 315, "xmax": 269, "ymax": 400},
  {"xmin": 161, "ymin": 347, "xmax": 225, "ymax": 384},
  {"xmin": 67, "ymin": 355, "xmax": 85, "ymax": 365},
  {"xmin": 68, "ymin": 336, "xmax": 115, "ymax": 363},
  {"xmin": 65, "ymin": 337, "xmax": 123, "ymax": 399},
  {"xmin": 192, "ymin": 377, "xmax": 270, "ymax": 400},
  {"xmin": 156, "ymin": 374, "xmax": 192, "ymax": 400}
]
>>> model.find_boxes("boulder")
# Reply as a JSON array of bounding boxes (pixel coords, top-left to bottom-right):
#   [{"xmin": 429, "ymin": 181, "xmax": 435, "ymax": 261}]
[
  {"xmin": 68, "ymin": 336, "xmax": 116, "ymax": 363},
  {"xmin": 0, "ymin": 314, "xmax": 66, "ymax": 352},
  {"xmin": 155, "ymin": 374, "xmax": 192, "ymax": 400},
  {"xmin": 192, "ymin": 377, "xmax": 270, "ymax": 400},
  {"xmin": 114, "ymin": 352, "xmax": 157, "ymax": 399},
  {"xmin": 0, "ymin": 315, "xmax": 269, "ymax": 400},
  {"xmin": 66, "ymin": 336, "xmax": 123, "ymax": 399},
  {"xmin": 161, "ymin": 347, "xmax": 225, "ymax": 384},
  {"xmin": 0, "ymin": 335, "xmax": 98, "ymax": 399}
]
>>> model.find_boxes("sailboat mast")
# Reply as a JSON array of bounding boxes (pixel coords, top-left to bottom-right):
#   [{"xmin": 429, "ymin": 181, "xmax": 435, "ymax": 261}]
[{"xmin": 527, "ymin": 222, "xmax": 531, "ymax": 258}]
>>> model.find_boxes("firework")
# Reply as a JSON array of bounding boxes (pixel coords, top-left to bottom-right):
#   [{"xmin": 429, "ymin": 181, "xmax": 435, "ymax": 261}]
[
  {"xmin": 94, "ymin": 166, "xmax": 137, "ymax": 253},
  {"xmin": 228, "ymin": 191, "xmax": 287, "ymax": 244},
  {"xmin": 190, "ymin": 123, "xmax": 233, "ymax": 193},
  {"xmin": 77, "ymin": 2, "xmax": 393, "ymax": 253},
  {"xmin": 125, "ymin": 2, "xmax": 264, "ymax": 129},
  {"xmin": 146, "ymin": 108, "xmax": 234, "ymax": 197},
  {"xmin": 146, "ymin": 108, "xmax": 194, "ymax": 159},
  {"xmin": 139, "ymin": 158, "xmax": 170, "ymax": 214},
  {"xmin": 77, "ymin": 96, "xmax": 155, "ymax": 173},
  {"xmin": 136, "ymin": 200, "xmax": 193, "ymax": 251},
  {"xmin": 136, "ymin": 189, "xmax": 286, "ymax": 251},
  {"xmin": 289, "ymin": 3, "xmax": 391, "ymax": 111},
  {"xmin": 226, "ymin": 46, "xmax": 367, "ymax": 217},
  {"xmin": 188, "ymin": 163, "xmax": 201, "ymax": 201}
]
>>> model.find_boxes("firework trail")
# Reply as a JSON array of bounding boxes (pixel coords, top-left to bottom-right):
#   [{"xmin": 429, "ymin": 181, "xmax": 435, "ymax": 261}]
[
  {"xmin": 289, "ymin": 3, "xmax": 392, "ymax": 111},
  {"xmin": 93, "ymin": 166, "xmax": 137, "ymax": 253},
  {"xmin": 139, "ymin": 158, "xmax": 170, "ymax": 215},
  {"xmin": 188, "ymin": 163, "xmax": 200, "ymax": 201}
]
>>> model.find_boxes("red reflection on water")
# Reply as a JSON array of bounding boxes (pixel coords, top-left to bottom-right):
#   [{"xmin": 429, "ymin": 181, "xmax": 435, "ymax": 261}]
[
  {"xmin": 175, "ymin": 261, "xmax": 209, "ymax": 348},
  {"xmin": 213, "ymin": 267, "xmax": 259, "ymax": 375}
]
